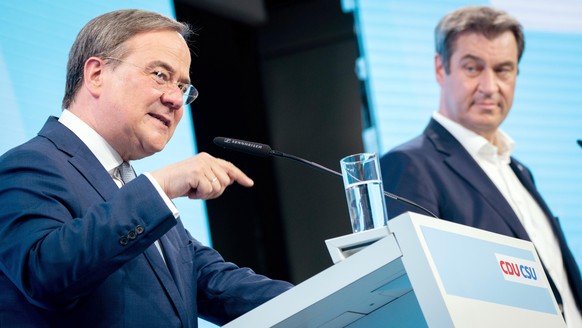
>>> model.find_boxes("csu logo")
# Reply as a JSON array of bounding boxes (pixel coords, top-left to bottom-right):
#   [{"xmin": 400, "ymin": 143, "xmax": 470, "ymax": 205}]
[
  {"xmin": 495, "ymin": 254, "xmax": 546, "ymax": 288},
  {"xmin": 499, "ymin": 260, "xmax": 537, "ymax": 280}
]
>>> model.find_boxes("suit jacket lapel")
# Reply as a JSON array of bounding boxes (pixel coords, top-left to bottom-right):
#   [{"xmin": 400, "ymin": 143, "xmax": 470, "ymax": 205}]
[
  {"xmin": 509, "ymin": 160, "xmax": 565, "ymax": 239},
  {"xmin": 39, "ymin": 117, "xmax": 119, "ymax": 200},
  {"xmin": 510, "ymin": 161, "xmax": 552, "ymax": 217},
  {"xmin": 144, "ymin": 236, "xmax": 191, "ymax": 327},
  {"xmin": 425, "ymin": 119, "xmax": 530, "ymax": 239}
]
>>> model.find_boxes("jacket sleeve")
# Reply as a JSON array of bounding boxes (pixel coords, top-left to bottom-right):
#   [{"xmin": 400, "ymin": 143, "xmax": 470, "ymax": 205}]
[
  {"xmin": 191, "ymin": 230, "xmax": 293, "ymax": 324},
  {"xmin": 380, "ymin": 148, "xmax": 441, "ymax": 219},
  {"xmin": 0, "ymin": 146, "xmax": 176, "ymax": 311}
]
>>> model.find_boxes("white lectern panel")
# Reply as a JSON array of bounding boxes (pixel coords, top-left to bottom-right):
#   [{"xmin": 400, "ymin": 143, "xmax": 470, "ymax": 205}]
[
  {"xmin": 223, "ymin": 233, "xmax": 417, "ymax": 327},
  {"xmin": 389, "ymin": 212, "xmax": 565, "ymax": 328},
  {"xmin": 225, "ymin": 212, "xmax": 566, "ymax": 327}
]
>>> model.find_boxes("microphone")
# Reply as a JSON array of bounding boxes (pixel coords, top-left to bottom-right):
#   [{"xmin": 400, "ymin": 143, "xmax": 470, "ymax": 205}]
[
  {"xmin": 213, "ymin": 137, "xmax": 342, "ymax": 178},
  {"xmin": 213, "ymin": 136, "xmax": 438, "ymax": 218}
]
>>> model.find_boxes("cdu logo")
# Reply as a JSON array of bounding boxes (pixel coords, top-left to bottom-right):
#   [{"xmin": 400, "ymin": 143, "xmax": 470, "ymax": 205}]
[{"xmin": 495, "ymin": 253, "xmax": 546, "ymax": 288}]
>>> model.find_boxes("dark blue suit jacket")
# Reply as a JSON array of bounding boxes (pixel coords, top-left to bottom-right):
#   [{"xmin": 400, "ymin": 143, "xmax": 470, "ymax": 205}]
[
  {"xmin": 380, "ymin": 118, "xmax": 582, "ymax": 311},
  {"xmin": 0, "ymin": 117, "xmax": 292, "ymax": 327}
]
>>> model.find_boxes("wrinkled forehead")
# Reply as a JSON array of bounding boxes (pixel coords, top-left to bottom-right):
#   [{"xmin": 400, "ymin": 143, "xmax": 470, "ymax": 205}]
[{"xmin": 450, "ymin": 31, "xmax": 518, "ymax": 59}]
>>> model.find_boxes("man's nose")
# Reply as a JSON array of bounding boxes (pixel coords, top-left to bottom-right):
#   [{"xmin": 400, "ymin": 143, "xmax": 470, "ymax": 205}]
[
  {"xmin": 478, "ymin": 69, "xmax": 499, "ymax": 95},
  {"xmin": 160, "ymin": 86, "xmax": 184, "ymax": 110}
]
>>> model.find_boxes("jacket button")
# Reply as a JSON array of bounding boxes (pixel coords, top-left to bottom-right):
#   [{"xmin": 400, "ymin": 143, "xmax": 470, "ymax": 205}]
[
  {"xmin": 128, "ymin": 230, "xmax": 137, "ymax": 240},
  {"xmin": 135, "ymin": 225, "xmax": 144, "ymax": 234},
  {"xmin": 119, "ymin": 236, "xmax": 129, "ymax": 246}
]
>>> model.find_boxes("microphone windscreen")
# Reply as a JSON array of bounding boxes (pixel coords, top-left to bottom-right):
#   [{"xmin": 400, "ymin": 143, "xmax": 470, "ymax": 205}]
[{"xmin": 213, "ymin": 137, "xmax": 272, "ymax": 157}]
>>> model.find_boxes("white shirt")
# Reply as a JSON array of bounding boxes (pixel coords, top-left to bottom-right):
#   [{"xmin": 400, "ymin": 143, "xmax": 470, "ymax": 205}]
[
  {"xmin": 433, "ymin": 112, "xmax": 581, "ymax": 327},
  {"xmin": 58, "ymin": 110, "xmax": 177, "ymax": 260}
]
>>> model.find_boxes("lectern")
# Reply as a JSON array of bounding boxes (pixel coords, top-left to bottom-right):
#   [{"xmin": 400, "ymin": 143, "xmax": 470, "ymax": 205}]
[{"xmin": 224, "ymin": 212, "xmax": 566, "ymax": 327}]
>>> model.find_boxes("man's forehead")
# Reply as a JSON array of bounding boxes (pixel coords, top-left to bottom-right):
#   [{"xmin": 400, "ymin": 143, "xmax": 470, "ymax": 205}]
[
  {"xmin": 454, "ymin": 31, "xmax": 517, "ymax": 48},
  {"xmin": 452, "ymin": 32, "xmax": 518, "ymax": 59},
  {"xmin": 124, "ymin": 31, "xmax": 191, "ymax": 70}
]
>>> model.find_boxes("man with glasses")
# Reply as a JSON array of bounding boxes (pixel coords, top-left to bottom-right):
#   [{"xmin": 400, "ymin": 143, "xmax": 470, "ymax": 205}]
[{"xmin": 0, "ymin": 9, "xmax": 292, "ymax": 327}]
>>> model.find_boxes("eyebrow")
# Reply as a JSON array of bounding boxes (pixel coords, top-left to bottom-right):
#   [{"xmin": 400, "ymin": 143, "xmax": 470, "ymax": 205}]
[{"xmin": 146, "ymin": 60, "xmax": 191, "ymax": 84}]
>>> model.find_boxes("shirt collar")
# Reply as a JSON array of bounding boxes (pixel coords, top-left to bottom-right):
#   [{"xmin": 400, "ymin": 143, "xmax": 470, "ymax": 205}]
[
  {"xmin": 432, "ymin": 111, "xmax": 515, "ymax": 163},
  {"xmin": 58, "ymin": 110, "xmax": 123, "ymax": 175}
]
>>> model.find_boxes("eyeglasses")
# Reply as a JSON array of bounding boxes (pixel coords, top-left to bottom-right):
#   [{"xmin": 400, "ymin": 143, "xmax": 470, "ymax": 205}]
[{"xmin": 103, "ymin": 57, "xmax": 198, "ymax": 105}]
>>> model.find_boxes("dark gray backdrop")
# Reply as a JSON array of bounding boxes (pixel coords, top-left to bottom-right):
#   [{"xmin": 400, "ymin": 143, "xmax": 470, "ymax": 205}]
[{"xmin": 175, "ymin": 0, "xmax": 363, "ymax": 283}]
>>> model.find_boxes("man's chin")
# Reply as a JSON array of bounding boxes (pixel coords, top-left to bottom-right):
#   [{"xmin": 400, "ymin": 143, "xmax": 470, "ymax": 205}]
[{"xmin": 134, "ymin": 142, "xmax": 169, "ymax": 160}]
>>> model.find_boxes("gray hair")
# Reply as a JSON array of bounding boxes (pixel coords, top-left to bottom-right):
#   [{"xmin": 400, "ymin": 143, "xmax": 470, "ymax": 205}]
[
  {"xmin": 62, "ymin": 9, "xmax": 193, "ymax": 109},
  {"xmin": 435, "ymin": 6, "xmax": 524, "ymax": 74}
]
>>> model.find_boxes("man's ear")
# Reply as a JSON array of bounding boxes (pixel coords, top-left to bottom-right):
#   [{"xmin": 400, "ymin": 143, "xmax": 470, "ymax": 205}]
[
  {"xmin": 83, "ymin": 57, "xmax": 105, "ymax": 97},
  {"xmin": 435, "ymin": 54, "xmax": 445, "ymax": 86}
]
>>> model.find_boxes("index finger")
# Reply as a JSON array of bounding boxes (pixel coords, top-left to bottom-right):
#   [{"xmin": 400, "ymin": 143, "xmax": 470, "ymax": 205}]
[{"xmin": 216, "ymin": 159, "xmax": 254, "ymax": 187}]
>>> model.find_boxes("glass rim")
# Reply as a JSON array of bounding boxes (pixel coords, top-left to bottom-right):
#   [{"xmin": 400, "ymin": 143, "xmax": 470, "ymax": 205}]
[{"xmin": 340, "ymin": 152, "xmax": 377, "ymax": 164}]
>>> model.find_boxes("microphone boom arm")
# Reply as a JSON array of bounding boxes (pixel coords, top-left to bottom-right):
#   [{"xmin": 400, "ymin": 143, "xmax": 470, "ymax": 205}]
[
  {"xmin": 214, "ymin": 136, "xmax": 439, "ymax": 219},
  {"xmin": 269, "ymin": 150, "xmax": 342, "ymax": 178},
  {"xmin": 269, "ymin": 150, "xmax": 438, "ymax": 218}
]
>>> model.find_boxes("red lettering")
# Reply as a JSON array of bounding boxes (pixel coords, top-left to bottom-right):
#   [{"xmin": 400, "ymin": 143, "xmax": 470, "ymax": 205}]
[
  {"xmin": 500, "ymin": 261, "xmax": 509, "ymax": 274},
  {"xmin": 500, "ymin": 261, "xmax": 521, "ymax": 276}
]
